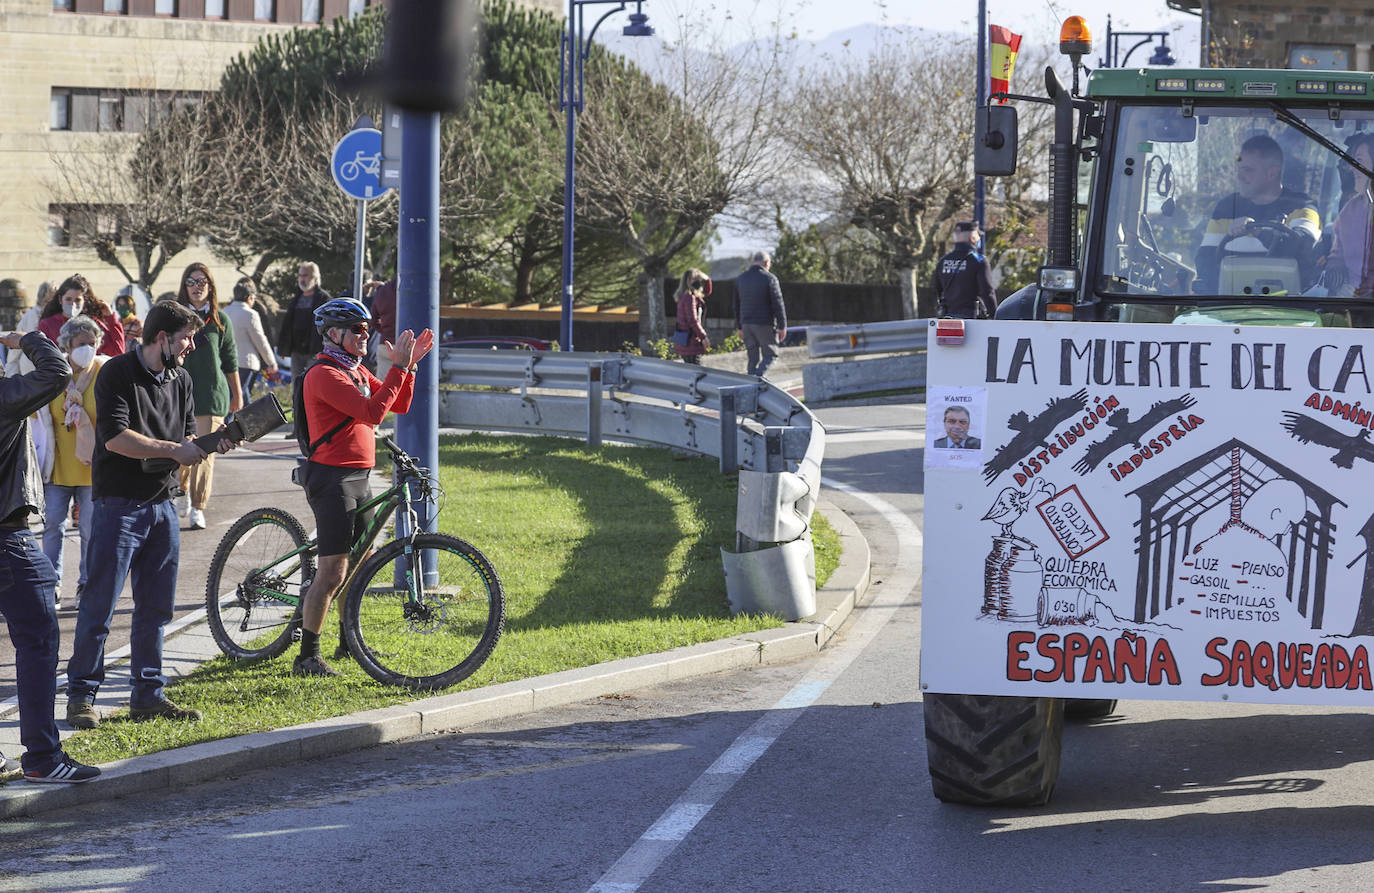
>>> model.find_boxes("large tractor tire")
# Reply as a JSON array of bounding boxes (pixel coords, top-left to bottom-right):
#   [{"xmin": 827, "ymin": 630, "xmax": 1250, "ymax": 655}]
[
  {"xmin": 1063, "ymin": 698, "xmax": 1118, "ymax": 720},
  {"xmin": 924, "ymin": 693, "xmax": 1064, "ymax": 806}
]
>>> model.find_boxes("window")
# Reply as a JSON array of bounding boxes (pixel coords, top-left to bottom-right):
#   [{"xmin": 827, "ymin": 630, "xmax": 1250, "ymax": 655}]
[
  {"xmin": 103, "ymin": 0, "xmax": 124, "ymax": 11},
  {"xmin": 47, "ymin": 209, "xmax": 69, "ymax": 248},
  {"xmin": 70, "ymin": 90, "xmax": 98, "ymax": 132},
  {"xmin": 98, "ymin": 92, "xmax": 123, "ymax": 132},
  {"xmin": 48, "ymin": 205, "xmax": 127, "ymax": 249},
  {"xmin": 1289, "ymin": 45, "xmax": 1352, "ymax": 71},
  {"xmin": 95, "ymin": 209, "xmax": 122, "ymax": 246},
  {"xmin": 52, "ymin": 0, "xmax": 72, "ymax": 10},
  {"xmin": 254, "ymin": 0, "xmax": 273, "ymax": 20},
  {"xmin": 155, "ymin": 0, "xmax": 175, "ymax": 13},
  {"xmin": 347, "ymin": 0, "xmax": 364, "ymax": 16},
  {"xmin": 204, "ymin": 0, "xmax": 225, "ymax": 16},
  {"xmin": 123, "ymin": 93, "xmax": 150, "ymax": 133},
  {"xmin": 50, "ymin": 87, "xmax": 205, "ymax": 132},
  {"xmin": 50, "ymin": 89, "xmax": 70, "ymax": 131},
  {"xmin": 301, "ymin": 0, "xmax": 319, "ymax": 22}
]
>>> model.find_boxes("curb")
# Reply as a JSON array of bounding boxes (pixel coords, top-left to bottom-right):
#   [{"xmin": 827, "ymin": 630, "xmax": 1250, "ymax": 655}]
[{"xmin": 0, "ymin": 498, "xmax": 870, "ymax": 819}]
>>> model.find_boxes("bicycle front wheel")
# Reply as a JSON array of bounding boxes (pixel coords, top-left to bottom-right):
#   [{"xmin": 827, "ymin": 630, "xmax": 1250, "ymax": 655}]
[
  {"xmin": 342, "ymin": 533, "xmax": 504, "ymax": 691},
  {"xmin": 206, "ymin": 507, "xmax": 314, "ymax": 661}
]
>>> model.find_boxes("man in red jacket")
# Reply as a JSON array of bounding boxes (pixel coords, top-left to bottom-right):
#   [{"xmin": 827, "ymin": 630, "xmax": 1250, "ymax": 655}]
[{"xmin": 293, "ymin": 298, "xmax": 434, "ymax": 677}]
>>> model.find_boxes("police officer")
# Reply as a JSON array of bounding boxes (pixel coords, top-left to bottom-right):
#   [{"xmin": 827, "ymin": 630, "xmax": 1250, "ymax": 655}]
[{"xmin": 933, "ymin": 221, "xmax": 997, "ymax": 318}]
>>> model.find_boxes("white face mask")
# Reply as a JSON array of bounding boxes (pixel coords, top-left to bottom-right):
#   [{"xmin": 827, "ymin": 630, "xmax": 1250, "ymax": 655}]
[{"xmin": 69, "ymin": 344, "xmax": 96, "ymax": 368}]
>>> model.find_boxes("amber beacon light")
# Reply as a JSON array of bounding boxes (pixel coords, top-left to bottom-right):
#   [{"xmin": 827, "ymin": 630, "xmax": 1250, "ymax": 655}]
[{"xmin": 1059, "ymin": 16, "xmax": 1092, "ymax": 57}]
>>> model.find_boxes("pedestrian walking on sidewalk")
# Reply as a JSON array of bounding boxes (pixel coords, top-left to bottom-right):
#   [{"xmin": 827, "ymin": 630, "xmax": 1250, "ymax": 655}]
[
  {"xmin": 672, "ymin": 268, "xmax": 712, "ymax": 365},
  {"xmin": 65, "ymin": 302, "xmax": 238, "ymax": 731},
  {"xmin": 0, "ymin": 327, "xmax": 100, "ymax": 782},
  {"xmin": 175, "ymin": 263, "xmax": 243, "ymax": 531},
  {"xmin": 733, "ymin": 251, "xmax": 787, "ymax": 378},
  {"xmin": 291, "ymin": 298, "xmax": 432, "ymax": 677}
]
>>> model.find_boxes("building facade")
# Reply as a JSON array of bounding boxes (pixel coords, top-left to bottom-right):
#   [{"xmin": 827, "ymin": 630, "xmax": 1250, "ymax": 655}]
[
  {"xmin": 0, "ymin": 0, "xmax": 557, "ymax": 311},
  {"xmin": 1169, "ymin": 0, "xmax": 1374, "ymax": 70}
]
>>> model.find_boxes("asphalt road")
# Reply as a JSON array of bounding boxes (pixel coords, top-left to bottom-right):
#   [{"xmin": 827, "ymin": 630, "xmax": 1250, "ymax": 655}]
[{"xmin": 8, "ymin": 403, "xmax": 1374, "ymax": 891}]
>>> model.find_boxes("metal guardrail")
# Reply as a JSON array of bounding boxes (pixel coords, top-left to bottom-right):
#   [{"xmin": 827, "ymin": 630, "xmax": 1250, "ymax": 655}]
[
  {"xmin": 807, "ymin": 319, "xmax": 926, "ymax": 358},
  {"xmin": 436, "ymin": 349, "xmax": 825, "ymax": 619}
]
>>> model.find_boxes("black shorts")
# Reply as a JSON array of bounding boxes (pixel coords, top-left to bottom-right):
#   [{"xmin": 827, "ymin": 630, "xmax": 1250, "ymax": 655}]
[{"xmin": 303, "ymin": 463, "xmax": 375, "ymax": 557}]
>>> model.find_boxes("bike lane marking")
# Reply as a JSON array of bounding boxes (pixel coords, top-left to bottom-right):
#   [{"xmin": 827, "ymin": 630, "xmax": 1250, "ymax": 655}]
[{"xmin": 586, "ymin": 477, "xmax": 922, "ymax": 893}]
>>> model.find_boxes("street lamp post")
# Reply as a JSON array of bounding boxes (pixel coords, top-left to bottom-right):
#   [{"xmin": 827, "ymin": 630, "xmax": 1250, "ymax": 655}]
[
  {"xmin": 559, "ymin": 0, "xmax": 653, "ymax": 352},
  {"xmin": 1099, "ymin": 15, "xmax": 1176, "ymax": 68}
]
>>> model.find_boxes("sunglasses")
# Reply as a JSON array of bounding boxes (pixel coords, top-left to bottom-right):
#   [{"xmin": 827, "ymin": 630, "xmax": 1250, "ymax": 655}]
[
  {"xmin": 349, "ymin": 324, "xmax": 370, "ymax": 336},
  {"xmin": 186, "ymin": 277, "xmax": 209, "ymax": 287}
]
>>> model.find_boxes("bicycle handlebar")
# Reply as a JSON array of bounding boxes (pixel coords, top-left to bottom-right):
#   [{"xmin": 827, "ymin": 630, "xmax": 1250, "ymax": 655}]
[{"xmin": 381, "ymin": 435, "xmax": 426, "ymax": 480}]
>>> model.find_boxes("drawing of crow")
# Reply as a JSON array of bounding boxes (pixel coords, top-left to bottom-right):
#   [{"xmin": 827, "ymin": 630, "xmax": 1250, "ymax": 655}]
[
  {"xmin": 982, "ymin": 388, "xmax": 1089, "ymax": 482},
  {"xmin": 1072, "ymin": 394, "xmax": 1197, "ymax": 475},
  {"xmin": 1280, "ymin": 411, "xmax": 1374, "ymax": 469}
]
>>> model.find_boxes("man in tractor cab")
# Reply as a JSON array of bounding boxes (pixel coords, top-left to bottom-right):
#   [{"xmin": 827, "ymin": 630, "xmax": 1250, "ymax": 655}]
[{"xmin": 1193, "ymin": 134, "xmax": 1321, "ymax": 295}]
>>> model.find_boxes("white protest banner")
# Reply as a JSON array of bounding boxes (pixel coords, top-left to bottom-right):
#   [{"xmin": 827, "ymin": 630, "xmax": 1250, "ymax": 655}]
[{"xmin": 922, "ymin": 319, "xmax": 1374, "ymax": 705}]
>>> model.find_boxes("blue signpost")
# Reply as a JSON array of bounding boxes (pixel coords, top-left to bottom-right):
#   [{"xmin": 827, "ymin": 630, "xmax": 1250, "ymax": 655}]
[
  {"xmin": 331, "ymin": 121, "xmax": 389, "ymax": 303},
  {"xmin": 331, "ymin": 126, "xmax": 385, "ymax": 200}
]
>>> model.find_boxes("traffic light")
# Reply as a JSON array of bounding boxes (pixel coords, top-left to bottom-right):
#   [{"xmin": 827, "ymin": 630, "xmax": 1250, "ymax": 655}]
[{"xmin": 382, "ymin": 0, "xmax": 478, "ymax": 113}]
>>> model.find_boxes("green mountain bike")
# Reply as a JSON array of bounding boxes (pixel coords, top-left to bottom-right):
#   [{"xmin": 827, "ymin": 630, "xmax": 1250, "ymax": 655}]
[{"xmin": 204, "ymin": 436, "xmax": 504, "ymax": 691}]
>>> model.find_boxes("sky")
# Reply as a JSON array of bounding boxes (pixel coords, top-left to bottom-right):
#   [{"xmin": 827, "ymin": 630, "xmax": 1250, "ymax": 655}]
[
  {"xmin": 604, "ymin": 0, "xmax": 1205, "ymax": 257},
  {"xmin": 641, "ymin": 0, "xmax": 1203, "ymax": 69}
]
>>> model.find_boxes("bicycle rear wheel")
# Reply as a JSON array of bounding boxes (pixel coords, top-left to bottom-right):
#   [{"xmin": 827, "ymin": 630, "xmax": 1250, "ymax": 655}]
[
  {"xmin": 342, "ymin": 533, "xmax": 504, "ymax": 691},
  {"xmin": 205, "ymin": 507, "xmax": 314, "ymax": 661}
]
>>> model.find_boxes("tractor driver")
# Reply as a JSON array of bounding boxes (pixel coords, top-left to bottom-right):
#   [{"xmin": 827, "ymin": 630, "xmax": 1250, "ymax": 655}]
[{"xmin": 1193, "ymin": 134, "xmax": 1320, "ymax": 294}]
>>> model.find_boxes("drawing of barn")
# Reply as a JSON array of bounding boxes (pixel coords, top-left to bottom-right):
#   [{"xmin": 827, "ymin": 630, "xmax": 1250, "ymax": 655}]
[{"xmin": 1126, "ymin": 438, "xmax": 1343, "ymax": 628}]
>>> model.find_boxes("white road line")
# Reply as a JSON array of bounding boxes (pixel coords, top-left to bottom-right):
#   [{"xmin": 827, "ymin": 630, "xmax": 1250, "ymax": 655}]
[{"xmin": 587, "ymin": 478, "xmax": 921, "ymax": 893}]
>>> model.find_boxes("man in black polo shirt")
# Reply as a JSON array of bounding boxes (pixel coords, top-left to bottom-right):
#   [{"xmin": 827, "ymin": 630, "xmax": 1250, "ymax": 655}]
[{"xmin": 65, "ymin": 302, "xmax": 236, "ymax": 729}]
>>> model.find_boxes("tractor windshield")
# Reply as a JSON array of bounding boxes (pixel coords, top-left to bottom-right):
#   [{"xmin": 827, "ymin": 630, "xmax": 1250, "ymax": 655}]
[{"xmin": 1093, "ymin": 102, "xmax": 1374, "ymax": 315}]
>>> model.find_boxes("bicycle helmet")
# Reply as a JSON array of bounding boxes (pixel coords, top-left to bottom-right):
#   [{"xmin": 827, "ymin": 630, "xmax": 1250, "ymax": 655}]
[{"xmin": 314, "ymin": 297, "xmax": 370, "ymax": 335}]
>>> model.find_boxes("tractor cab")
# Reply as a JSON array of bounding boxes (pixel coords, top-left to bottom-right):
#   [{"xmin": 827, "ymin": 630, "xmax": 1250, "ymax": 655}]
[{"xmin": 980, "ymin": 39, "xmax": 1374, "ymax": 328}]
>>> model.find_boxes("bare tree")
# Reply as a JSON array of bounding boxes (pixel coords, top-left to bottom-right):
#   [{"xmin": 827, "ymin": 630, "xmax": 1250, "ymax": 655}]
[
  {"xmin": 577, "ymin": 11, "xmax": 791, "ymax": 344},
  {"xmin": 191, "ymin": 83, "xmax": 398, "ymax": 286},
  {"xmin": 780, "ymin": 34, "xmax": 984, "ymax": 317},
  {"xmin": 47, "ymin": 98, "xmax": 211, "ymax": 291}
]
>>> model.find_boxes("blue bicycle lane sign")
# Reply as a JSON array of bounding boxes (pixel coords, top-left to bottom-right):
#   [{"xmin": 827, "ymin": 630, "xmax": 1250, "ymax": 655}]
[{"xmin": 331, "ymin": 127, "xmax": 390, "ymax": 200}]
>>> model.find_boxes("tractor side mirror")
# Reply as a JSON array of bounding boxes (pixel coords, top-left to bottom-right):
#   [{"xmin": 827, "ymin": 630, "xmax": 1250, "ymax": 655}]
[{"xmin": 975, "ymin": 105, "xmax": 1019, "ymax": 177}]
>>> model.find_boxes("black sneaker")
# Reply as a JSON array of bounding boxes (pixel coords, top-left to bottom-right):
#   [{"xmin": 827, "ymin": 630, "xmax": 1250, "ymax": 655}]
[
  {"xmin": 24, "ymin": 754, "xmax": 100, "ymax": 784},
  {"xmin": 129, "ymin": 698, "xmax": 202, "ymax": 722},
  {"xmin": 293, "ymin": 654, "xmax": 341, "ymax": 678},
  {"xmin": 332, "ymin": 642, "xmax": 352, "ymax": 661}
]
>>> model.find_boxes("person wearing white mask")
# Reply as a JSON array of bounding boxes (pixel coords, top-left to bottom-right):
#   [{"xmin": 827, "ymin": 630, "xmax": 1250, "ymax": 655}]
[
  {"xmin": 36, "ymin": 274, "xmax": 124, "ymax": 360},
  {"xmin": 39, "ymin": 316, "xmax": 105, "ymax": 611}
]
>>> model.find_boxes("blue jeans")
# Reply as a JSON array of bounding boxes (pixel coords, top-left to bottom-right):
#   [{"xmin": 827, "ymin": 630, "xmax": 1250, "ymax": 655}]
[
  {"xmin": 66, "ymin": 497, "xmax": 179, "ymax": 709},
  {"xmin": 0, "ymin": 527, "xmax": 63, "ymax": 771},
  {"xmin": 42, "ymin": 482, "xmax": 93, "ymax": 594}
]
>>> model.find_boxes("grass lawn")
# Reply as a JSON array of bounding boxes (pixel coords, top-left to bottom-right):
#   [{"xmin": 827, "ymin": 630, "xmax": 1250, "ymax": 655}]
[{"xmin": 64, "ymin": 433, "xmax": 841, "ymax": 764}]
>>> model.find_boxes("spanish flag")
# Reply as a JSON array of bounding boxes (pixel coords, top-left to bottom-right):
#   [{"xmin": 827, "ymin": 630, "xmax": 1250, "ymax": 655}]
[{"xmin": 989, "ymin": 25, "xmax": 1023, "ymax": 103}]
